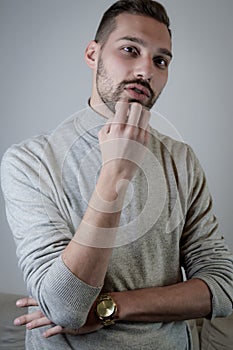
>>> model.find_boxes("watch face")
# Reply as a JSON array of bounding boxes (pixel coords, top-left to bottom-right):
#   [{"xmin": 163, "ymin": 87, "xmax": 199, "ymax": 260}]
[{"xmin": 97, "ymin": 299, "xmax": 115, "ymax": 318}]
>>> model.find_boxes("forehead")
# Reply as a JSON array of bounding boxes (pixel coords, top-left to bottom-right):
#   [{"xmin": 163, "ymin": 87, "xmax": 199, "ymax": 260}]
[{"xmin": 106, "ymin": 13, "xmax": 172, "ymax": 50}]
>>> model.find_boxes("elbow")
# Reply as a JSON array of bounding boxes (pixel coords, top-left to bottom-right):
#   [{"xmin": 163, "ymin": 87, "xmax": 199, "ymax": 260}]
[
  {"xmin": 50, "ymin": 309, "xmax": 88, "ymax": 329},
  {"xmin": 28, "ymin": 255, "xmax": 102, "ymax": 329},
  {"xmin": 41, "ymin": 306, "xmax": 88, "ymax": 329}
]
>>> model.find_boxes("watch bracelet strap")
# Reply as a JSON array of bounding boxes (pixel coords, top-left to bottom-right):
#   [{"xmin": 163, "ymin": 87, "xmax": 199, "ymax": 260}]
[
  {"xmin": 102, "ymin": 318, "xmax": 116, "ymax": 326},
  {"xmin": 96, "ymin": 293, "xmax": 117, "ymax": 326}
]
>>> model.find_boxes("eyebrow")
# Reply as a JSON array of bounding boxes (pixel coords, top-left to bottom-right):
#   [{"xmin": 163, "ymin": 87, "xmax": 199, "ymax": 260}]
[{"xmin": 117, "ymin": 36, "xmax": 173, "ymax": 59}]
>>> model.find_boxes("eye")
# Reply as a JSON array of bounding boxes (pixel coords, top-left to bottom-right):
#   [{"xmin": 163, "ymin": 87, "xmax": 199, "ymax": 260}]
[
  {"xmin": 122, "ymin": 46, "xmax": 139, "ymax": 56},
  {"xmin": 153, "ymin": 56, "xmax": 169, "ymax": 69}
]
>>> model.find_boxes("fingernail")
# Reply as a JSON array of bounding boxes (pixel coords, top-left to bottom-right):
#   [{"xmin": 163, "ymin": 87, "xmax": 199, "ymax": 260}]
[
  {"xmin": 14, "ymin": 319, "xmax": 20, "ymax": 326},
  {"xmin": 16, "ymin": 300, "xmax": 23, "ymax": 306},
  {"xmin": 26, "ymin": 323, "xmax": 32, "ymax": 329}
]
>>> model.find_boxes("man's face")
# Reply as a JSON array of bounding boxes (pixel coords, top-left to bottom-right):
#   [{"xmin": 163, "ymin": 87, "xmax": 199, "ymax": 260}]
[{"xmin": 94, "ymin": 13, "xmax": 172, "ymax": 113}]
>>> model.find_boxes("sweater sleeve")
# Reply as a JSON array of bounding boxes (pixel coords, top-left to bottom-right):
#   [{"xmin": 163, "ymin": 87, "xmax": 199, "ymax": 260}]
[
  {"xmin": 1, "ymin": 144, "xmax": 102, "ymax": 328},
  {"xmin": 181, "ymin": 146, "xmax": 233, "ymax": 319}
]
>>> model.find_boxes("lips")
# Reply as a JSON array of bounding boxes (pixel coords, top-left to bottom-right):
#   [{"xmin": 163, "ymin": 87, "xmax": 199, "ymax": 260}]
[{"xmin": 125, "ymin": 83, "xmax": 151, "ymax": 98}]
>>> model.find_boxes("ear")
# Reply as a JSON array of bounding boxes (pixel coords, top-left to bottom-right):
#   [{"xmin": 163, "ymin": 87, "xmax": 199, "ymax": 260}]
[{"xmin": 85, "ymin": 40, "xmax": 100, "ymax": 69}]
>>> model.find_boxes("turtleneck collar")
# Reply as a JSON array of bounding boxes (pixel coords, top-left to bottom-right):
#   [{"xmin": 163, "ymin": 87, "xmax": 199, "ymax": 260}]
[{"xmin": 73, "ymin": 103, "xmax": 108, "ymax": 142}]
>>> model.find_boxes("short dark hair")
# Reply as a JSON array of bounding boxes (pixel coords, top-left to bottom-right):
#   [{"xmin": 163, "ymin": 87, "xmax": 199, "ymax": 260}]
[{"xmin": 94, "ymin": 0, "xmax": 171, "ymax": 45}]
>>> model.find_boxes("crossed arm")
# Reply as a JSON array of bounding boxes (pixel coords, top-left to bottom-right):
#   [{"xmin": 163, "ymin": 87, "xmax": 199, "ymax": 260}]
[{"xmin": 15, "ymin": 279, "xmax": 211, "ymax": 338}]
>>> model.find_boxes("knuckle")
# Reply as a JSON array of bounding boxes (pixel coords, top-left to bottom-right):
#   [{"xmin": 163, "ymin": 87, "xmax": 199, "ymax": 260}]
[
  {"xmin": 113, "ymin": 122, "xmax": 124, "ymax": 131},
  {"xmin": 137, "ymin": 134, "xmax": 145, "ymax": 144},
  {"xmin": 38, "ymin": 310, "xmax": 44, "ymax": 318},
  {"xmin": 125, "ymin": 125, "xmax": 137, "ymax": 139},
  {"xmin": 25, "ymin": 297, "xmax": 31, "ymax": 305},
  {"xmin": 19, "ymin": 316, "xmax": 27, "ymax": 324},
  {"xmin": 57, "ymin": 325, "xmax": 63, "ymax": 333}
]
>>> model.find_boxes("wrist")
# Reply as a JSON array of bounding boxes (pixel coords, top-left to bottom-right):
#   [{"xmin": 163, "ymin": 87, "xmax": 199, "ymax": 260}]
[
  {"xmin": 95, "ymin": 293, "xmax": 118, "ymax": 326},
  {"xmin": 100, "ymin": 162, "xmax": 130, "ymax": 184},
  {"xmin": 95, "ymin": 168, "xmax": 129, "ymax": 210}
]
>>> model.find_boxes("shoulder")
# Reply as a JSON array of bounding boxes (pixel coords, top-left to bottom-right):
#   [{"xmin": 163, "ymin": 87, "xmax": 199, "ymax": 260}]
[
  {"xmin": 149, "ymin": 126, "xmax": 193, "ymax": 159},
  {"xmin": 1, "ymin": 110, "xmax": 78, "ymax": 172},
  {"xmin": 1, "ymin": 134, "xmax": 50, "ymax": 195},
  {"xmin": 1, "ymin": 133, "xmax": 50, "ymax": 171},
  {"xmin": 148, "ymin": 127, "xmax": 206, "ymax": 183}
]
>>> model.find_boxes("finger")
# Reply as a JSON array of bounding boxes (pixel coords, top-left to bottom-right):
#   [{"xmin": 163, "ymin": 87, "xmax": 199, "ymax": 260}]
[
  {"xmin": 99, "ymin": 116, "xmax": 114, "ymax": 140},
  {"xmin": 43, "ymin": 325, "xmax": 63, "ymax": 338},
  {"xmin": 138, "ymin": 108, "xmax": 151, "ymax": 130},
  {"xmin": 127, "ymin": 102, "xmax": 143, "ymax": 126},
  {"xmin": 103, "ymin": 116, "xmax": 114, "ymax": 132},
  {"xmin": 26, "ymin": 316, "xmax": 53, "ymax": 330},
  {"xmin": 98, "ymin": 123, "xmax": 110, "ymax": 140},
  {"xmin": 137, "ymin": 127, "xmax": 150, "ymax": 146},
  {"xmin": 16, "ymin": 297, "xmax": 38, "ymax": 308},
  {"xmin": 14, "ymin": 310, "xmax": 44, "ymax": 326},
  {"xmin": 114, "ymin": 101, "xmax": 129, "ymax": 124}
]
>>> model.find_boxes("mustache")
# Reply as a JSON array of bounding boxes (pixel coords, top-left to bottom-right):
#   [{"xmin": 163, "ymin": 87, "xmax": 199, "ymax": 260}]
[{"xmin": 120, "ymin": 79, "xmax": 154, "ymax": 99}]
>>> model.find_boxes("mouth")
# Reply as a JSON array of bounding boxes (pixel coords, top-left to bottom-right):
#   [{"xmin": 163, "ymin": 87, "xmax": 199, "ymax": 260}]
[{"xmin": 124, "ymin": 83, "xmax": 151, "ymax": 98}]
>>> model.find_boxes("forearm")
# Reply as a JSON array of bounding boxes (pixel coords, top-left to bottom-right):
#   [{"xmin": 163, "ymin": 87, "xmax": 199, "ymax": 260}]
[
  {"xmin": 62, "ymin": 166, "xmax": 127, "ymax": 287},
  {"xmin": 62, "ymin": 101, "xmax": 149, "ymax": 288},
  {"xmin": 112, "ymin": 278, "xmax": 212, "ymax": 323},
  {"xmin": 14, "ymin": 279, "xmax": 212, "ymax": 337}
]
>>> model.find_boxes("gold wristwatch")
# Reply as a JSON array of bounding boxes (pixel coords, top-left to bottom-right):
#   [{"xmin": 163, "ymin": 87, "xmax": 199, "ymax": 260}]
[{"xmin": 95, "ymin": 294, "xmax": 117, "ymax": 326}]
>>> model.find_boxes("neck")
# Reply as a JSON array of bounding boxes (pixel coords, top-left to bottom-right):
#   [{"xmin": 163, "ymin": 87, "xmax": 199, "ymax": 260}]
[{"xmin": 89, "ymin": 96, "xmax": 114, "ymax": 120}]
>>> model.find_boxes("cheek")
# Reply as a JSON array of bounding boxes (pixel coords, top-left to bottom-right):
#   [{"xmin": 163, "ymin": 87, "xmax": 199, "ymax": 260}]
[
  {"xmin": 105, "ymin": 54, "xmax": 132, "ymax": 78},
  {"xmin": 155, "ymin": 71, "xmax": 168, "ymax": 90}
]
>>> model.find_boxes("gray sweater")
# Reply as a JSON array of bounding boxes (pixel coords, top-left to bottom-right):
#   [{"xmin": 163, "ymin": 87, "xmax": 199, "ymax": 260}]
[{"xmin": 1, "ymin": 107, "xmax": 233, "ymax": 349}]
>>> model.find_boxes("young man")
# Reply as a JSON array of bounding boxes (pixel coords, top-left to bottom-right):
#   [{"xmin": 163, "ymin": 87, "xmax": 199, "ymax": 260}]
[{"xmin": 1, "ymin": 1, "xmax": 233, "ymax": 349}]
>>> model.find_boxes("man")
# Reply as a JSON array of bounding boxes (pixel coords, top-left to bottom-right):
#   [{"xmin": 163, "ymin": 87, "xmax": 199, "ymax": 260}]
[{"xmin": 1, "ymin": 1, "xmax": 233, "ymax": 349}]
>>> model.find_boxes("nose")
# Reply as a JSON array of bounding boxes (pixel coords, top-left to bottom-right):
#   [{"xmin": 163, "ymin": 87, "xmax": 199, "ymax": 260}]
[{"xmin": 134, "ymin": 56, "xmax": 154, "ymax": 82}]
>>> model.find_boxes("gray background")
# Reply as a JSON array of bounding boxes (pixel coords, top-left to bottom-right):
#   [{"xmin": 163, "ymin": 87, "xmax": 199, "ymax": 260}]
[{"xmin": 0, "ymin": 0, "xmax": 232, "ymax": 294}]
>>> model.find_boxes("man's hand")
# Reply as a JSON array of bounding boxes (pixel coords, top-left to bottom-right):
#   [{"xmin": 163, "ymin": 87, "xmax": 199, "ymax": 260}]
[
  {"xmin": 98, "ymin": 101, "xmax": 150, "ymax": 182},
  {"xmin": 87, "ymin": 101, "xmax": 151, "ymax": 217},
  {"xmin": 14, "ymin": 297, "xmax": 103, "ymax": 338}
]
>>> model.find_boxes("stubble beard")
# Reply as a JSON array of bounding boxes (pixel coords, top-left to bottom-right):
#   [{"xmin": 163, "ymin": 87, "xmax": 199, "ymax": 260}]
[{"xmin": 96, "ymin": 57, "xmax": 160, "ymax": 113}]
